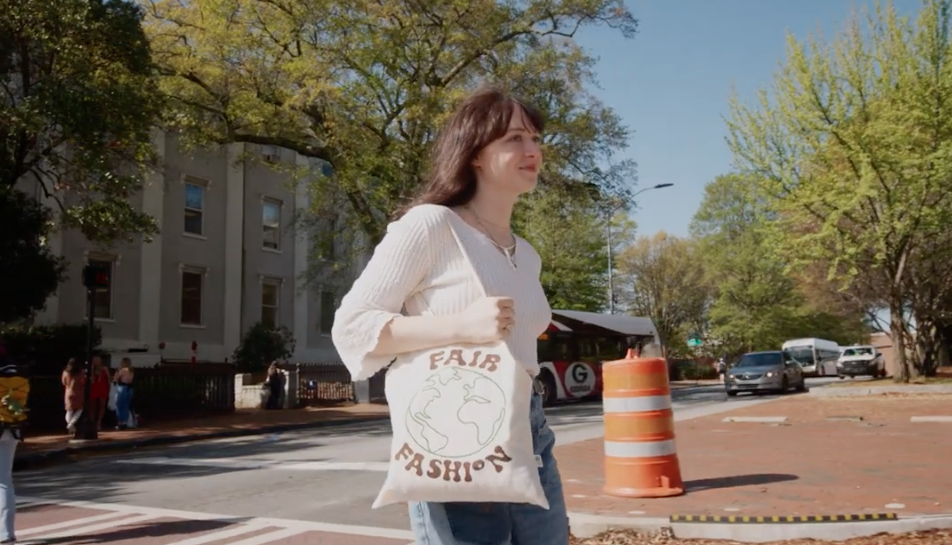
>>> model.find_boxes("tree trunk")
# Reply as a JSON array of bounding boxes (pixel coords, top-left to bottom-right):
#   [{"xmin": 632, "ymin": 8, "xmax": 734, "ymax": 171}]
[{"xmin": 889, "ymin": 300, "xmax": 912, "ymax": 383}]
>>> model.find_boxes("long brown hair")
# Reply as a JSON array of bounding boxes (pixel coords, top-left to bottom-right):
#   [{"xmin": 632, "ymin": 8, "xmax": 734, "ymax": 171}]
[{"xmin": 395, "ymin": 84, "xmax": 544, "ymax": 219}]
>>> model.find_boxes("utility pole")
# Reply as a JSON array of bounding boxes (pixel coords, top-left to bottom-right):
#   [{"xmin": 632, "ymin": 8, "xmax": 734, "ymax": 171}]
[{"xmin": 604, "ymin": 183, "xmax": 675, "ymax": 314}]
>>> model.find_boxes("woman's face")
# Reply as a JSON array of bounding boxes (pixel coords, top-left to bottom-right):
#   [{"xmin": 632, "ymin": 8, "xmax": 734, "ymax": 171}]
[{"xmin": 472, "ymin": 106, "xmax": 543, "ymax": 198}]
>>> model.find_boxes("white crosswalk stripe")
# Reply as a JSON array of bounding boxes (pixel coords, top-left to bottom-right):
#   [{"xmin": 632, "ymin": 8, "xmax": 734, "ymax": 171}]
[{"xmin": 16, "ymin": 496, "xmax": 415, "ymax": 544}]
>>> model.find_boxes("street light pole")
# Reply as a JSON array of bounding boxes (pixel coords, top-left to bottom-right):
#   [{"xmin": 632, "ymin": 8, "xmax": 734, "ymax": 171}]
[{"xmin": 605, "ymin": 183, "xmax": 674, "ymax": 314}]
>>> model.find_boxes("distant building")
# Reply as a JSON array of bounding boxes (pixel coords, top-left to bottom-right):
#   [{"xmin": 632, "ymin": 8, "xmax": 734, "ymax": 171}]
[{"xmin": 24, "ymin": 131, "xmax": 359, "ymax": 363}]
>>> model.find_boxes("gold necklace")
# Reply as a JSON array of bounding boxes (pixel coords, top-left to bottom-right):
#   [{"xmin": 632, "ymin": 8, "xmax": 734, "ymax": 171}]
[{"xmin": 467, "ymin": 207, "xmax": 517, "ymax": 269}]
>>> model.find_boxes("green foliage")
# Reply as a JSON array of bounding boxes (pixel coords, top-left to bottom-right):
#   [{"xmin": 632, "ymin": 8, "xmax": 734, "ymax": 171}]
[
  {"xmin": 0, "ymin": 0, "xmax": 163, "ymax": 243},
  {"xmin": 690, "ymin": 173, "xmax": 870, "ymax": 358},
  {"xmin": 0, "ymin": 323, "xmax": 101, "ymax": 374},
  {"xmin": 143, "ymin": 0, "xmax": 638, "ymax": 250},
  {"xmin": 723, "ymin": 0, "xmax": 952, "ymax": 379},
  {"xmin": 232, "ymin": 322, "xmax": 296, "ymax": 373},
  {"xmin": 0, "ymin": 187, "xmax": 67, "ymax": 323},
  {"xmin": 516, "ymin": 187, "xmax": 612, "ymax": 311},
  {"xmin": 614, "ymin": 232, "xmax": 709, "ymax": 354}
]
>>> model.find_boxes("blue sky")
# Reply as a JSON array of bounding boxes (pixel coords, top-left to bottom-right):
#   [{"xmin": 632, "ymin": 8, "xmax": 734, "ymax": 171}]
[{"xmin": 573, "ymin": 0, "xmax": 923, "ymax": 238}]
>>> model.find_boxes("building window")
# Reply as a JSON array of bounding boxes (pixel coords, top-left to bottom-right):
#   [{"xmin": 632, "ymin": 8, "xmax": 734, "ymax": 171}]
[
  {"xmin": 261, "ymin": 279, "xmax": 280, "ymax": 328},
  {"xmin": 184, "ymin": 180, "xmax": 206, "ymax": 236},
  {"xmin": 180, "ymin": 268, "xmax": 204, "ymax": 326},
  {"xmin": 88, "ymin": 258, "xmax": 114, "ymax": 319},
  {"xmin": 318, "ymin": 214, "xmax": 338, "ymax": 261},
  {"xmin": 263, "ymin": 199, "xmax": 281, "ymax": 250},
  {"xmin": 319, "ymin": 290, "xmax": 337, "ymax": 334}
]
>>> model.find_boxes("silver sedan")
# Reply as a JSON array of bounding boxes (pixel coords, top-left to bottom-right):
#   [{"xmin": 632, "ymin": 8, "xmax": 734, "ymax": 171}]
[{"xmin": 725, "ymin": 350, "xmax": 808, "ymax": 396}]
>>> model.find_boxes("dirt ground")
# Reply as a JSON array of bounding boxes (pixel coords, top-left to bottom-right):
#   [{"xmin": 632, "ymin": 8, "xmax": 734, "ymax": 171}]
[{"xmin": 571, "ymin": 528, "xmax": 951, "ymax": 544}]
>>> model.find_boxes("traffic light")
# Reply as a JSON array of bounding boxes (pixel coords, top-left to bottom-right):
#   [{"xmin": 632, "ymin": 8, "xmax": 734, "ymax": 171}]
[{"xmin": 83, "ymin": 264, "xmax": 110, "ymax": 288}]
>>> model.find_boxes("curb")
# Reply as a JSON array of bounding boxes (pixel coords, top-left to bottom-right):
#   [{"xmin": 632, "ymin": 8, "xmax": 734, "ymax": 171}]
[
  {"xmin": 809, "ymin": 384, "xmax": 952, "ymax": 397},
  {"xmin": 567, "ymin": 511, "xmax": 952, "ymax": 543},
  {"xmin": 13, "ymin": 414, "xmax": 391, "ymax": 472}
]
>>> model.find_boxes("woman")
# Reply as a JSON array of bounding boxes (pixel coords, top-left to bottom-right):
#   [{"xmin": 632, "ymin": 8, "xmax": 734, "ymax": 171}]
[
  {"xmin": 113, "ymin": 358, "xmax": 134, "ymax": 430},
  {"xmin": 332, "ymin": 85, "xmax": 568, "ymax": 544},
  {"xmin": 61, "ymin": 358, "xmax": 85, "ymax": 433},
  {"xmin": 265, "ymin": 361, "xmax": 283, "ymax": 410},
  {"xmin": 89, "ymin": 356, "xmax": 110, "ymax": 430},
  {"xmin": 0, "ymin": 342, "xmax": 21, "ymax": 544}
]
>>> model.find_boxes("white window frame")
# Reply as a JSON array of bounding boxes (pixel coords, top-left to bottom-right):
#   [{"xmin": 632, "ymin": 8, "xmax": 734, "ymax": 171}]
[
  {"xmin": 86, "ymin": 255, "xmax": 117, "ymax": 322},
  {"xmin": 262, "ymin": 197, "xmax": 282, "ymax": 252},
  {"xmin": 183, "ymin": 176, "xmax": 209, "ymax": 238},
  {"xmin": 260, "ymin": 276, "xmax": 283, "ymax": 328},
  {"xmin": 179, "ymin": 264, "xmax": 207, "ymax": 328}
]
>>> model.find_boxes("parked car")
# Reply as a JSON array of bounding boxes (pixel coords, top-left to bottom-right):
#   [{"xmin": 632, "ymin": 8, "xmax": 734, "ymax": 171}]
[
  {"xmin": 837, "ymin": 345, "xmax": 887, "ymax": 378},
  {"xmin": 725, "ymin": 350, "xmax": 808, "ymax": 396}
]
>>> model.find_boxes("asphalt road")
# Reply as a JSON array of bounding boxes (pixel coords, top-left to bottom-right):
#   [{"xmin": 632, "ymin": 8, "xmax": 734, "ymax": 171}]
[{"xmin": 14, "ymin": 378, "xmax": 842, "ymax": 544}]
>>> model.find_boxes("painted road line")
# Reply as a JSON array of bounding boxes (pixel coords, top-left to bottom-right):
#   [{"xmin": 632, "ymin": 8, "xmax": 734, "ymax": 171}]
[
  {"xmin": 17, "ymin": 496, "xmax": 416, "ymax": 540},
  {"xmin": 18, "ymin": 511, "xmax": 130, "ymax": 536},
  {"xmin": 30, "ymin": 513, "xmax": 158, "ymax": 540},
  {"xmin": 228, "ymin": 527, "xmax": 306, "ymax": 544},
  {"xmin": 722, "ymin": 416, "xmax": 788, "ymax": 423},
  {"xmin": 163, "ymin": 524, "xmax": 273, "ymax": 545},
  {"xmin": 911, "ymin": 416, "xmax": 952, "ymax": 423}
]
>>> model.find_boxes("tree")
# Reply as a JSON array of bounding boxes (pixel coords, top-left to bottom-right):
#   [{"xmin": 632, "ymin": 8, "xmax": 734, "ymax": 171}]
[
  {"xmin": 614, "ymin": 231, "xmax": 709, "ymax": 355},
  {"xmin": 1, "ymin": 0, "xmax": 163, "ymax": 243},
  {"xmin": 724, "ymin": 0, "xmax": 952, "ymax": 380},
  {"xmin": 142, "ymin": 0, "xmax": 638, "ymax": 253},
  {"xmin": 516, "ymin": 187, "xmax": 613, "ymax": 311},
  {"xmin": 232, "ymin": 322, "xmax": 295, "ymax": 372},
  {"xmin": 0, "ymin": 188, "xmax": 66, "ymax": 323},
  {"xmin": 691, "ymin": 173, "xmax": 869, "ymax": 357}
]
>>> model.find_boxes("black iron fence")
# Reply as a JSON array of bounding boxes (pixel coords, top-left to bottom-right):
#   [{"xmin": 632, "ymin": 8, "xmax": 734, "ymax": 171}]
[
  {"xmin": 297, "ymin": 363, "xmax": 356, "ymax": 404},
  {"xmin": 295, "ymin": 363, "xmax": 388, "ymax": 405}
]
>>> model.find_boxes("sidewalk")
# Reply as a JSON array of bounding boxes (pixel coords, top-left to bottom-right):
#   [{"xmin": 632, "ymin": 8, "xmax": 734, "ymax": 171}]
[
  {"xmin": 557, "ymin": 394, "xmax": 952, "ymax": 519},
  {"xmin": 15, "ymin": 404, "xmax": 389, "ymax": 470}
]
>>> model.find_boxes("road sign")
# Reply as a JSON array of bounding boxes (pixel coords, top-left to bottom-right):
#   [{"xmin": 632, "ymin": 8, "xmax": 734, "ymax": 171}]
[{"xmin": 687, "ymin": 337, "xmax": 703, "ymax": 348}]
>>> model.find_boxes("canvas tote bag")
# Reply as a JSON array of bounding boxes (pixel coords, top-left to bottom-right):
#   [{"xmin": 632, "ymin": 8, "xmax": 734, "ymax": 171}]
[{"xmin": 371, "ymin": 221, "xmax": 548, "ymax": 510}]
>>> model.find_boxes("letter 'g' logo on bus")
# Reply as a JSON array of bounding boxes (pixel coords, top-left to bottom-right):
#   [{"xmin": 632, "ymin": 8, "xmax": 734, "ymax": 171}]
[
  {"xmin": 564, "ymin": 362, "xmax": 596, "ymax": 397},
  {"xmin": 572, "ymin": 364, "xmax": 588, "ymax": 384}
]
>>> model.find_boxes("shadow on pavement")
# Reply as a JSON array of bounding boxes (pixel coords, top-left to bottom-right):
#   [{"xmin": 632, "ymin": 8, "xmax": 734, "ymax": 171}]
[
  {"xmin": 685, "ymin": 473, "xmax": 799, "ymax": 491},
  {"xmin": 31, "ymin": 517, "xmax": 253, "ymax": 544}
]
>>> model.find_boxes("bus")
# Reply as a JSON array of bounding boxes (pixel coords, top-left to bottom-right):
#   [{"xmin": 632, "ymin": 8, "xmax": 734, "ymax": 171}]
[
  {"xmin": 534, "ymin": 309, "xmax": 660, "ymax": 406},
  {"xmin": 781, "ymin": 338, "xmax": 840, "ymax": 377}
]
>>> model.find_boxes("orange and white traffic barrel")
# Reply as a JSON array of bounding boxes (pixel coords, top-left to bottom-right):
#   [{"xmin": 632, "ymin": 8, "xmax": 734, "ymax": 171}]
[{"xmin": 602, "ymin": 344, "xmax": 684, "ymax": 498}]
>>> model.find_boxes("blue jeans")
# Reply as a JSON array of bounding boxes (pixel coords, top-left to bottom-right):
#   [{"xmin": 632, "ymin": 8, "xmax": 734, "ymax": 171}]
[
  {"xmin": 116, "ymin": 384, "xmax": 133, "ymax": 426},
  {"xmin": 408, "ymin": 393, "xmax": 569, "ymax": 545},
  {"xmin": 0, "ymin": 431, "xmax": 18, "ymax": 541}
]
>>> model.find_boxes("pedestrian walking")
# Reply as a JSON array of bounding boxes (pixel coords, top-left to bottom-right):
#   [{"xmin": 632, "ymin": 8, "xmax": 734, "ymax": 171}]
[
  {"xmin": 265, "ymin": 362, "xmax": 283, "ymax": 410},
  {"xmin": 61, "ymin": 359, "xmax": 85, "ymax": 433},
  {"xmin": 89, "ymin": 356, "xmax": 110, "ymax": 430},
  {"xmin": 113, "ymin": 358, "xmax": 135, "ymax": 429},
  {"xmin": 332, "ymin": 84, "xmax": 569, "ymax": 544},
  {"xmin": 0, "ymin": 341, "xmax": 25, "ymax": 544}
]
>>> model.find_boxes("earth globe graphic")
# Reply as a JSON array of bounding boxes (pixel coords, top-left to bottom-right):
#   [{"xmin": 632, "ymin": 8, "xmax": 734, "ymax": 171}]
[{"xmin": 406, "ymin": 367, "xmax": 507, "ymax": 458}]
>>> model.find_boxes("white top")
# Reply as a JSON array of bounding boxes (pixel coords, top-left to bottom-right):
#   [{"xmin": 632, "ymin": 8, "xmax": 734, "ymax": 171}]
[{"xmin": 332, "ymin": 204, "xmax": 553, "ymax": 381}]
